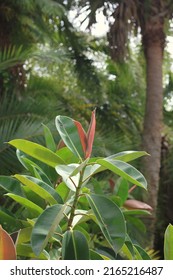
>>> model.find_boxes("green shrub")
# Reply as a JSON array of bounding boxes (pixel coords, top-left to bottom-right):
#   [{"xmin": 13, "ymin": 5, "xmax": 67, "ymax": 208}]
[{"xmin": 0, "ymin": 110, "xmax": 151, "ymax": 260}]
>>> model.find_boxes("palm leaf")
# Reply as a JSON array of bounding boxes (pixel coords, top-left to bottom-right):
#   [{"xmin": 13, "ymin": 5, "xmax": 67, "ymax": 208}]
[{"xmin": 0, "ymin": 45, "xmax": 31, "ymax": 72}]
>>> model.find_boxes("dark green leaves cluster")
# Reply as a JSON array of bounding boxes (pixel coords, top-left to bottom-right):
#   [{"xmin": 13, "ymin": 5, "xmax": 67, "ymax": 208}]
[{"xmin": 0, "ymin": 113, "xmax": 150, "ymax": 260}]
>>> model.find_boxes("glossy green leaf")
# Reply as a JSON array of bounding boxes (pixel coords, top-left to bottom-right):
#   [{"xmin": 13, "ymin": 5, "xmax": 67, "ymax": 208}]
[
  {"xmin": 126, "ymin": 215, "xmax": 146, "ymax": 233},
  {"xmin": 87, "ymin": 194, "xmax": 126, "ymax": 253},
  {"xmin": 134, "ymin": 244, "xmax": 151, "ymax": 260},
  {"xmin": 121, "ymin": 234, "xmax": 135, "ymax": 260},
  {"xmin": 74, "ymin": 225, "xmax": 90, "ymax": 242},
  {"xmin": 16, "ymin": 149, "xmax": 37, "ymax": 171},
  {"xmin": 56, "ymin": 147, "xmax": 79, "ymax": 164},
  {"xmin": 0, "ymin": 207, "xmax": 17, "ymax": 229},
  {"xmin": 55, "ymin": 182, "xmax": 70, "ymax": 202},
  {"xmin": 55, "ymin": 115, "xmax": 84, "ymax": 160},
  {"xmin": 121, "ymin": 241, "xmax": 134, "ymax": 260},
  {"xmin": 123, "ymin": 209, "xmax": 151, "ymax": 216},
  {"xmin": 91, "ymin": 178, "xmax": 104, "ymax": 195},
  {"xmin": 71, "ymin": 210, "xmax": 91, "ymax": 228},
  {"xmin": 96, "ymin": 158, "xmax": 147, "ymax": 189},
  {"xmin": 121, "ymin": 243, "xmax": 134, "ymax": 260},
  {"xmin": 111, "ymin": 195, "xmax": 122, "ymax": 207},
  {"xmin": 116, "ymin": 178, "xmax": 129, "ymax": 206},
  {"xmin": 62, "ymin": 230, "xmax": 89, "ymax": 260},
  {"xmin": 6, "ymin": 193, "xmax": 43, "ymax": 217},
  {"xmin": 107, "ymin": 151, "xmax": 149, "ymax": 162},
  {"xmin": 43, "ymin": 124, "xmax": 57, "ymax": 152},
  {"xmin": 24, "ymin": 162, "xmax": 53, "ymax": 187},
  {"xmin": 14, "ymin": 174, "xmax": 62, "ymax": 204},
  {"xmin": 16, "ymin": 150, "xmax": 53, "ymax": 186},
  {"xmin": 86, "ymin": 153, "xmax": 147, "ymax": 183},
  {"xmin": 90, "ymin": 249, "xmax": 105, "ymax": 260},
  {"xmin": 164, "ymin": 224, "xmax": 173, "ymax": 260},
  {"xmin": 17, "ymin": 227, "xmax": 32, "ymax": 244},
  {"xmin": 22, "ymin": 185, "xmax": 45, "ymax": 208},
  {"xmin": 31, "ymin": 204, "xmax": 66, "ymax": 256},
  {"xmin": 0, "ymin": 176, "xmax": 25, "ymax": 197},
  {"xmin": 17, "ymin": 244, "xmax": 49, "ymax": 260},
  {"xmin": 70, "ymin": 158, "xmax": 89, "ymax": 177},
  {"xmin": 9, "ymin": 139, "xmax": 65, "ymax": 167},
  {"xmin": 55, "ymin": 164, "xmax": 79, "ymax": 191},
  {"xmin": 82, "ymin": 163, "xmax": 102, "ymax": 182}
]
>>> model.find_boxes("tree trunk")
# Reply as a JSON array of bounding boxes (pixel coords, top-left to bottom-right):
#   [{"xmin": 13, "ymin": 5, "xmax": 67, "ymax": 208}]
[
  {"xmin": 141, "ymin": 19, "xmax": 165, "ymax": 246},
  {"xmin": 154, "ymin": 135, "xmax": 170, "ymax": 258}
]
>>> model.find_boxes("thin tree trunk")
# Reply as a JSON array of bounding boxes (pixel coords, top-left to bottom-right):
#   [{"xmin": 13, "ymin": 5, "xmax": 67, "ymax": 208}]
[
  {"xmin": 154, "ymin": 135, "xmax": 170, "ymax": 258},
  {"xmin": 141, "ymin": 21, "xmax": 165, "ymax": 246}
]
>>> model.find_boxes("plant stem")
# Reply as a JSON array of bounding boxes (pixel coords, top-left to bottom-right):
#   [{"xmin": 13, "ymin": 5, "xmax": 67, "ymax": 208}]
[{"xmin": 67, "ymin": 168, "xmax": 84, "ymax": 230}]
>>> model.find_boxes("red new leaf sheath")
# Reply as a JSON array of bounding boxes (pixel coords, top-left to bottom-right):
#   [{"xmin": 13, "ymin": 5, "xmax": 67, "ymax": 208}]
[
  {"xmin": 74, "ymin": 120, "xmax": 87, "ymax": 156},
  {"xmin": 86, "ymin": 109, "xmax": 96, "ymax": 158}
]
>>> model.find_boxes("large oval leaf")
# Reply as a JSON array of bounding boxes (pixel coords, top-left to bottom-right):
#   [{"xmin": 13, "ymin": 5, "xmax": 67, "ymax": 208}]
[
  {"xmin": 42, "ymin": 124, "xmax": 57, "ymax": 152},
  {"xmin": 107, "ymin": 151, "xmax": 149, "ymax": 162},
  {"xmin": 56, "ymin": 182, "xmax": 70, "ymax": 202},
  {"xmin": 14, "ymin": 175, "xmax": 63, "ymax": 204},
  {"xmin": 62, "ymin": 230, "xmax": 89, "ymax": 260},
  {"xmin": 87, "ymin": 194, "xmax": 126, "ymax": 254},
  {"xmin": 55, "ymin": 116, "xmax": 84, "ymax": 160},
  {"xmin": 17, "ymin": 244, "xmax": 49, "ymax": 260},
  {"xmin": 31, "ymin": 204, "xmax": 66, "ymax": 256},
  {"xmin": 96, "ymin": 158, "xmax": 147, "ymax": 189},
  {"xmin": 9, "ymin": 139, "xmax": 65, "ymax": 167},
  {"xmin": 134, "ymin": 244, "xmax": 151, "ymax": 260},
  {"xmin": 0, "ymin": 225, "xmax": 16, "ymax": 260},
  {"xmin": 16, "ymin": 150, "xmax": 53, "ymax": 186},
  {"xmin": 116, "ymin": 178, "xmax": 129, "ymax": 206},
  {"xmin": 6, "ymin": 193, "xmax": 43, "ymax": 217},
  {"xmin": 0, "ymin": 176, "xmax": 25, "ymax": 197},
  {"xmin": 0, "ymin": 207, "xmax": 17, "ymax": 230},
  {"xmin": 17, "ymin": 227, "xmax": 32, "ymax": 244},
  {"xmin": 55, "ymin": 164, "xmax": 80, "ymax": 192},
  {"xmin": 164, "ymin": 224, "xmax": 173, "ymax": 260},
  {"xmin": 89, "ymin": 249, "xmax": 109, "ymax": 260},
  {"xmin": 56, "ymin": 147, "xmax": 79, "ymax": 164}
]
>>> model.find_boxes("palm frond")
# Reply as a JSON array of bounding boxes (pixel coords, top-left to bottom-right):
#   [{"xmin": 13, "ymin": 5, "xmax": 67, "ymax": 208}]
[
  {"xmin": 0, "ymin": 45, "xmax": 31, "ymax": 72},
  {"xmin": 0, "ymin": 90, "xmax": 52, "ymax": 175}
]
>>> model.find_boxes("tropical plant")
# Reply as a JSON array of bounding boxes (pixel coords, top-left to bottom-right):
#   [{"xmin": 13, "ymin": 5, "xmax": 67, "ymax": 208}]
[
  {"xmin": 0, "ymin": 0, "xmax": 66, "ymax": 95},
  {"xmin": 0, "ymin": 110, "xmax": 151, "ymax": 260},
  {"xmin": 0, "ymin": 0, "xmax": 101, "ymax": 98}
]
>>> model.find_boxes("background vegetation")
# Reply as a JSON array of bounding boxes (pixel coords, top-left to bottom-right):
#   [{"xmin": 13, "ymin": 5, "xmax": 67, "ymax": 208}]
[{"xmin": 0, "ymin": 0, "xmax": 173, "ymax": 259}]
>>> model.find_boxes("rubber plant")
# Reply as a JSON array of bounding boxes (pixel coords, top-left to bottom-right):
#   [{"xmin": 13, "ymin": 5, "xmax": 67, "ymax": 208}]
[{"xmin": 0, "ymin": 110, "xmax": 151, "ymax": 260}]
